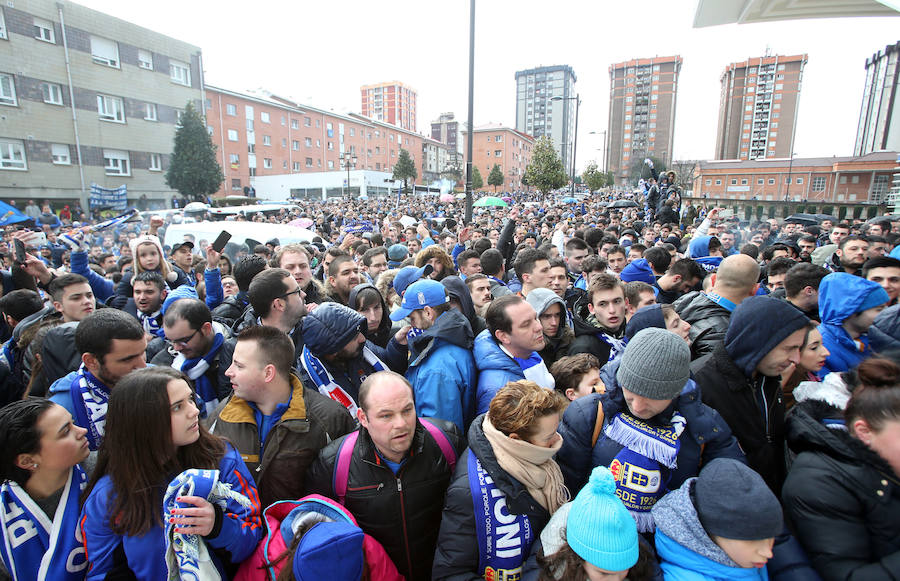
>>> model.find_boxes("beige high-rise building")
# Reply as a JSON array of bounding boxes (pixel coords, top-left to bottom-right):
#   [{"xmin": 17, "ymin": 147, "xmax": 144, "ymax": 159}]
[
  {"xmin": 607, "ymin": 56, "xmax": 681, "ymax": 186},
  {"xmin": 715, "ymin": 54, "xmax": 807, "ymax": 161}
]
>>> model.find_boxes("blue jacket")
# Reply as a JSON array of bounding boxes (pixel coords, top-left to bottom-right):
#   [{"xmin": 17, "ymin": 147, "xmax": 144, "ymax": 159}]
[
  {"xmin": 473, "ymin": 329, "xmax": 525, "ymax": 415},
  {"xmin": 70, "ymin": 250, "xmax": 115, "ymax": 302},
  {"xmin": 818, "ymin": 273, "xmax": 889, "ymax": 375},
  {"xmin": 406, "ymin": 309, "xmax": 477, "ymax": 432},
  {"xmin": 557, "ymin": 381, "xmax": 745, "ymax": 495},
  {"xmin": 48, "ymin": 370, "xmax": 79, "ymax": 417},
  {"xmin": 80, "ymin": 444, "xmax": 262, "ymax": 581},
  {"xmin": 687, "ymin": 236, "xmax": 723, "ymax": 273}
]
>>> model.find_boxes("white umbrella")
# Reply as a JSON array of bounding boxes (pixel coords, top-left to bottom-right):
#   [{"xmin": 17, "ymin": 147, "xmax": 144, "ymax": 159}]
[{"xmin": 399, "ymin": 215, "xmax": 417, "ymax": 228}]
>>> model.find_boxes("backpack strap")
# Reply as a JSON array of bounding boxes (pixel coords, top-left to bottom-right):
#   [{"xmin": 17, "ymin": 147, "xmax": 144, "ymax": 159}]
[
  {"xmin": 590, "ymin": 399, "xmax": 605, "ymax": 448},
  {"xmin": 420, "ymin": 418, "xmax": 457, "ymax": 472},
  {"xmin": 332, "ymin": 430, "xmax": 360, "ymax": 506}
]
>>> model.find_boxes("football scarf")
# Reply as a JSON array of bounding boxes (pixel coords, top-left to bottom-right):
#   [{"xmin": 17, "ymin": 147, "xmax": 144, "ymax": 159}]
[
  {"xmin": 0, "ymin": 466, "xmax": 87, "ymax": 581},
  {"xmin": 171, "ymin": 332, "xmax": 224, "ymax": 418},
  {"xmin": 69, "ymin": 364, "xmax": 110, "ymax": 450},
  {"xmin": 301, "ymin": 345, "xmax": 386, "ymax": 417},
  {"xmin": 138, "ymin": 309, "xmax": 163, "ymax": 337}
]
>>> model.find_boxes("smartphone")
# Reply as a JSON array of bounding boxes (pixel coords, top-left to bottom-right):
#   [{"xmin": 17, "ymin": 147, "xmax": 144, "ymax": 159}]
[
  {"xmin": 14, "ymin": 239, "xmax": 26, "ymax": 264},
  {"xmin": 28, "ymin": 231, "xmax": 47, "ymax": 247},
  {"xmin": 211, "ymin": 231, "xmax": 232, "ymax": 253}
]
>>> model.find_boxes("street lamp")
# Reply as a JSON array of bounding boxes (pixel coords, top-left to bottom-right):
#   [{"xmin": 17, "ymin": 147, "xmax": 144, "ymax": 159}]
[
  {"xmin": 589, "ymin": 130, "xmax": 607, "ymax": 173},
  {"xmin": 551, "ymin": 93, "xmax": 580, "ymax": 196},
  {"xmin": 785, "ymin": 151, "xmax": 796, "ymax": 202},
  {"xmin": 340, "ymin": 151, "xmax": 357, "ymax": 199}
]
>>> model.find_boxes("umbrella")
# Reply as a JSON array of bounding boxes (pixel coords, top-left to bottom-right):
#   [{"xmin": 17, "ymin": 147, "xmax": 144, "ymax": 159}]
[
  {"xmin": 501, "ymin": 196, "xmax": 513, "ymax": 202},
  {"xmin": 439, "ymin": 193, "xmax": 454, "ymax": 203},
  {"xmin": 609, "ymin": 199, "xmax": 638, "ymax": 208},
  {"xmin": 473, "ymin": 196, "xmax": 508, "ymax": 208},
  {"xmin": 288, "ymin": 218, "xmax": 315, "ymax": 229},
  {"xmin": 784, "ymin": 213, "xmax": 821, "ymax": 226},
  {"xmin": 562, "ymin": 197, "xmax": 578, "ymax": 204},
  {"xmin": 399, "ymin": 215, "xmax": 417, "ymax": 228},
  {"xmin": 455, "ymin": 193, "xmax": 467, "ymax": 200}
]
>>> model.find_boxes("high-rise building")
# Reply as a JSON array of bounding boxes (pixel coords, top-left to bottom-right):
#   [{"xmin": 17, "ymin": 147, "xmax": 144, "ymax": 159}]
[
  {"xmin": 464, "ymin": 124, "xmax": 533, "ymax": 191},
  {"xmin": 0, "ymin": 0, "xmax": 203, "ymax": 208},
  {"xmin": 514, "ymin": 65, "xmax": 577, "ymax": 171},
  {"xmin": 360, "ymin": 81, "xmax": 417, "ymax": 131},
  {"xmin": 715, "ymin": 54, "xmax": 807, "ymax": 161},
  {"xmin": 854, "ymin": 41, "xmax": 900, "ymax": 156},
  {"xmin": 607, "ymin": 56, "xmax": 681, "ymax": 185},
  {"xmin": 431, "ymin": 112, "xmax": 463, "ymax": 169}
]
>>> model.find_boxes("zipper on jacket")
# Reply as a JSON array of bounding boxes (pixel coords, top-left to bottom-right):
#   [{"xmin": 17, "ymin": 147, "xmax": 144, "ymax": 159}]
[
  {"xmin": 348, "ymin": 483, "xmax": 384, "ymax": 492},
  {"xmin": 397, "ymin": 477, "xmax": 413, "ymax": 577}
]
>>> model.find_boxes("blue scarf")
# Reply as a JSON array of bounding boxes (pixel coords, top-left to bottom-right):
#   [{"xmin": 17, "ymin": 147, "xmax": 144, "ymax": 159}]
[
  {"xmin": 605, "ymin": 410, "xmax": 686, "ymax": 532},
  {"xmin": 597, "ymin": 332, "xmax": 627, "ymax": 363},
  {"xmin": 0, "ymin": 465, "xmax": 87, "ymax": 581},
  {"xmin": 137, "ymin": 308, "xmax": 163, "ymax": 338},
  {"xmin": 300, "ymin": 345, "xmax": 386, "ymax": 417},
  {"xmin": 467, "ymin": 450, "xmax": 534, "ymax": 579},
  {"xmin": 69, "ymin": 364, "xmax": 110, "ymax": 450},
  {"xmin": 704, "ymin": 292, "xmax": 737, "ymax": 312},
  {"xmin": 171, "ymin": 332, "xmax": 224, "ymax": 418},
  {"xmin": 511, "ymin": 351, "xmax": 555, "ymax": 390}
]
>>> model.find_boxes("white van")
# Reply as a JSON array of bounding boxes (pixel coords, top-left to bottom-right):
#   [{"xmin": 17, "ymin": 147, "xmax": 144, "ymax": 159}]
[{"xmin": 162, "ymin": 221, "xmax": 316, "ymax": 260}]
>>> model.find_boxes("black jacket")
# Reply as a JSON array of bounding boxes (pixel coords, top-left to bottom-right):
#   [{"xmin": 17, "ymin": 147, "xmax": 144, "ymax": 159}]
[
  {"xmin": 692, "ymin": 343, "xmax": 787, "ymax": 492},
  {"xmin": 674, "ymin": 291, "xmax": 731, "ymax": 357},
  {"xmin": 568, "ymin": 295, "xmax": 626, "ymax": 364},
  {"xmin": 305, "ymin": 418, "xmax": 464, "ymax": 581},
  {"xmin": 783, "ymin": 400, "xmax": 900, "ymax": 581},
  {"xmin": 348, "ymin": 282, "xmax": 392, "ymax": 348},
  {"xmin": 432, "ymin": 415, "xmax": 552, "ymax": 581},
  {"xmin": 211, "ymin": 292, "xmax": 250, "ymax": 330}
]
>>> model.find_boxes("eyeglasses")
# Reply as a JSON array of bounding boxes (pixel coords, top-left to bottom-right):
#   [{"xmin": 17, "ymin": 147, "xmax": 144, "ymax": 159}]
[
  {"xmin": 166, "ymin": 328, "xmax": 200, "ymax": 347},
  {"xmin": 280, "ymin": 287, "xmax": 304, "ymax": 299}
]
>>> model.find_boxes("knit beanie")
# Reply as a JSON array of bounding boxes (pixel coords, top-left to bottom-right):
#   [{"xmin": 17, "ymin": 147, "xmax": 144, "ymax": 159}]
[
  {"xmin": 566, "ymin": 466, "xmax": 639, "ymax": 572},
  {"xmin": 694, "ymin": 459, "xmax": 783, "ymax": 541},
  {"xmin": 724, "ymin": 296, "xmax": 810, "ymax": 377},
  {"xmin": 620, "ymin": 259, "xmax": 656, "ymax": 284},
  {"xmin": 625, "ymin": 304, "xmax": 667, "ymax": 340},
  {"xmin": 856, "ymin": 283, "xmax": 891, "ymax": 314},
  {"xmin": 616, "ymin": 327, "xmax": 690, "ymax": 400},
  {"xmin": 161, "ymin": 285, "xmax": 199, "ymax": 315},
  {"xmin": 292, "ymin": 521, "xmax": 364, "ymax": 581}
]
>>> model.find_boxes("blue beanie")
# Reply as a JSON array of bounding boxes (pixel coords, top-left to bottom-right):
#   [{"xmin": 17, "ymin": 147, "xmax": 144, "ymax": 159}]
[
  {"xmin": 620, "ymin": 259, "xmax": 655, "ymax": 285},
  {"xmin": 161, "ymin": 285, "xmax": 198, "ymax": 315},
  {"xmin": 625, "ymin": 304, "xmax": 667, "ymax": 340},
  {"xmin": 566, "ymin": 466, "xmax": 639, "ymax": 572},
  {"xmin": 292, "ymin": 521, "xmax": 364, "ymax": 581},
  {"xmin": 856, "ymin": 283, "xmax": 891, "ymax": 314}
]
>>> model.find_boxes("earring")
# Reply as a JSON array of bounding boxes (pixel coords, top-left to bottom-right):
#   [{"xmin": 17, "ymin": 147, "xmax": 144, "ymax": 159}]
[{"xmin": 32, "ymin": 464, "xmax": 38, "ymax": 469}]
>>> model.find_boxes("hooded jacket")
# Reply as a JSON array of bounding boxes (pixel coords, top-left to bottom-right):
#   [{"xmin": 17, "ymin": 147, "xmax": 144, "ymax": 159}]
[
  {"xmin": 869, "ymin": 304, "xmax": 900, "ymax": 354},
  {"xmin": 674, "ymin": 291, "xmax": 731, "ymax": 357},
  {"xmin": 569, "ymin": 294, "xmax": 627, "ymax": 365},
  {"xmin": 783, "ymin": 399, "xmax": 900, "ymax": 580},
  {"xmin": 441, "ymin": 276, "xmax": 487, "ymax": 337},
  {"xmin": 692, "ymin": 297, "xmax": 810, "ymax": 492},
  {"xmin": 406, "ymin": 309, "xmax": 476, "ymax": 432},
  {"xmin": 348, "ymin": 283, "xmax": 392, "ymax": 348},
  {"xmin": 687, "ymin": 236, "xmax": 723, "ymax": 273},
  {"xmin": 818, "ymin": 273, "xmax": 890, "ymax": 375},
  {"xmin": 525, "ymin": 288, "xmax": 573, "ymax": 368},
  {"xmin": 432, "ymin": 415, "xmax": 552, "ymax": 581},
  {"xmin": 652, "ymin": 479, "xmax": 768, "ymax": 581},
  {"xmin": 473, "ymin": 328, "xmax": 526, "ymax": 415}
]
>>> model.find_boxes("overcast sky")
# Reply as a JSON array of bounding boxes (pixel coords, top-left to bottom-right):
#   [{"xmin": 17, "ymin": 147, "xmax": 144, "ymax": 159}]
[{"xmin": 77, "ymin": 0, "xmax": 899, "ymax": 171}]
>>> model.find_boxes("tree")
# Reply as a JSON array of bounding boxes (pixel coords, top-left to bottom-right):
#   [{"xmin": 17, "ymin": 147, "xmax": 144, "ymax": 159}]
[
  {"xmin": 524, "ymin": 136, "xmax": 567, "ymax": 195},
  {"xmin": 582, "ymin": 160, "xmax": 606, "ymax": 191},
  {"xmin": 488, "ymin": 164, "xmax": 504, "ymax": 192},
  {"xmin": 669, "ymin": 159, "xmax": 698, "ymax": 192},
  {"xmin": 393, "ymin": 148, "xmax": 418, "ymax": 193},
  {"xmin": 628, "ymin": 155, "xmax": 666, "ymax": 186},
  {"xmin": 165, "ymin": 102, "xmax": 223, "ymax": 201},
  {"xmin": 472, "ymin": 166, "xmax": 483, "ymax": 190},
  {"xmin": 604, "ymin": 171, "xmax": 615, "ymax": 187}
]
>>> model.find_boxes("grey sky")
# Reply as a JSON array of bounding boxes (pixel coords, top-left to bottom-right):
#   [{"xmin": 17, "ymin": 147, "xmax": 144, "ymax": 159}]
[{"xmin": 76, "ymin": 0, "xmax": 899, "ymax": 172}]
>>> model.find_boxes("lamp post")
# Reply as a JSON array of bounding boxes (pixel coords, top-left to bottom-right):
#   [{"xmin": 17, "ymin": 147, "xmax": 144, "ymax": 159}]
[
  {"xmin": 589, "ymin": 130, "xmax": 607, "ymax": 173},
  {"xmin": 340, "ymin": 151, "xmax": 357, "ymax": 199},
  {"xmin": 785, "ymin": 151, "xmax": 795, "ymax": 202},
  {"xmin": 552, "ymin": 94, "xmax": 580, "ymax": 196}
]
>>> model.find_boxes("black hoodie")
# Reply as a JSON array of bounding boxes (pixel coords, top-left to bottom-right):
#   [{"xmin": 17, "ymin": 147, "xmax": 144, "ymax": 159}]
[
  {"xmin": 348, "ymin": 283, "xmax": 392, "ymax": 348},
  {"xmin": 441, "ymin": 276, "xmax": 487, "ymax": 337}
]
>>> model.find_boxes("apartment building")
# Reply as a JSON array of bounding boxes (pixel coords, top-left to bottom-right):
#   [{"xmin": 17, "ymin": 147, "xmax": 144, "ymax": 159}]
[
  {"xmin": 360, "ymin": 81, "xmax": 417, "ymax": 131},
  {"xmin": 855, "ymin": 41, "xmax": 900, "ymax": 156},
  {"xmin": 464, "ymin": 124, "xmax": 534, "ymax": 191},
  {"xmin": 514, "ymin": 65, "xmax": 576, "ymax": 172}
]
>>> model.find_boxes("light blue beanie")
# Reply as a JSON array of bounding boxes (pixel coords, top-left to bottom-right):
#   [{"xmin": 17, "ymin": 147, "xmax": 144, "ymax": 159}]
[{"xmin": 566, "ymin": 466, "xmax": 639, "ymax": 572}]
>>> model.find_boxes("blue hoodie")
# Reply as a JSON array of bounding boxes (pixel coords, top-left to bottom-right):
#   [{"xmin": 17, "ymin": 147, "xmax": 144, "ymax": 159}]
[
  {"xmin": 687, "ymin": 236, "xmax": 723, "ymax": 273},
  {"xmin": 817, "ymin": 273, "xmax": 890, "ymax": 376}
]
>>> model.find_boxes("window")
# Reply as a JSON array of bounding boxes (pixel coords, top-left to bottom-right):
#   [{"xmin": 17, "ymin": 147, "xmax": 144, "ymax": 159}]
[
  {"xmin": 281, "ymin": 138, "xmax": 286, "ymax": 147},
  {"xmin": 293, "ymin": 161, "xmax": 300, "ymax": 171},
  {"xmin": 715, "ymin": 179, "xmax": 722, "ymax": 185},
  {"xmin": 305, "ymin": 157, "xmax": 313, "ymax": 168},
  {"xmin": 741, "ymin": 179, "xmax": 748, "ymax": 185},
  {"xmin": 496, "ymin": 135, "xmax": 502, "ymax": 142},
  {"xmin": 852, "ymin": 175, "xmax": 860, "ymax": 184},
  {"xmin": 169, "ymin": 60, "xmax": 190, "ymax": 86},
  {"xmin": 705, "ymin": 179, "xmax": 711, "ymax": 186},
  {"xmin": 144, "ymin": 103, "xmax": 157, "ymax": 121},
  {"xmin": 97, "ymin": 94, "xmax": 125, "ymax": 122},
  {"xmin": 327, "ymin": 142, "xmax": 334, "ymax": 151},
  {"xmin": 0, "ymin": 73, "xmax": 17, "ymax": 106},
  {"xmin": 33, "ymin": 17, "xmax": 54, "ymax": 43},
  {"xmin": 229, "ymin": 154, "xmax": 239, "ymax": 166},
  {"xmin": 138, "ymin": 50, "xmax": 153, "ymax": 70},
  {"xmin": 731, "ymin": 179, "xmax": 737, "ymax": 185},
  {"xmin": 291, "ymin": 119, "xmax": 299, "ymax": 129},
  {"xmin": 316, "ymin": 139, "xmax": 321, "ymax": 148},
  {"xmin": 316, "ymin": 120, "xmax": 320, "ymax": 128},
  {"xmin": 304, "ymin": 138, "xmax": 311, "ymax": 147},
  {"xmin": 231, "ymin": 179, "xmax": 241, "ymax": 191},
  {"xmin": 495, "ymin": 150, "xmax": 502, "ymax": 157},
  {"xmin": 0, "ymin": 10, "xmax": 7, "ymax": 39},
  {"xmin": 51, "ymin": 143, "xmax": 70, "ymax": 165},
  {"xmin": 226, "ymin": 104, "xmax": 237, "ymax": 116},
  {"xmin": 247, "ymin": 144, "xmax": 255, "ymax": 154},
  {"xmin": 260, "ymin": 111, "xmax": 270, "ymax": 123},
  {"xmin": 292, "ymin": 140, "xmax": 299, "ymax": 150},
  {"xmin": 207, "ymin": 125, "xmax": 214, "ymax": 136},
  {"xmin": 149, "ymin": 153, "xmax": 162, "ymax": 171},
  {"xmin": 227, "ymin": 129, "xmax": 238, "ymax": 141},
  {"xmin": 796, "ymin": 177, "xmax": 803, "ymax": 184},
  {"xmin": 246, "ymin": 119, "xmax": 254, "ymax": 131},
  {"xmin": 757, "ymin": 178, "xmax": 764, "ymax": 185},
  {"xmin": 41, "ymin": 82, "xmax": 63, "ymax": 105},
  {"xmin": 839, "ymin": 176, "xmax": 847, "ymax": 185},
  {"xmin": 263, "ymin": 135, "xmax": 271, "ymax": 146},
  {"xmin": 91, "ymin": 36, "xmax": 119, "ymax": 68},
  {"xmin": 768, "ymin": 178, "xmax": 775, "ymax": 185},
  {"xmin": 349, "ymin": 128, "xmax": 355, "ymax": 137},
  {"xmin": 327, "ymin": 160, "xmax": 334, "ymax": 169},
  {"xmin": 281, "ymin": 115, "xmax": 286, "ymax": 126},
  {"xmin": 0, "ymin": 139, "xmax": 26, "ymax": 170},
  {"xmin": 305, "ymin": 117, "xmax": 311, "ymax": 127},
  {"xmin": 282, "ymin": 160, "xmax": 287, "ymax": 169},
  {"xmin": 263, "ymin": 158, "xmax": 272, "ymax": 169},
  {"xmin": 103, "ymin": 149, "xmax": 130, "ymax": 176}
]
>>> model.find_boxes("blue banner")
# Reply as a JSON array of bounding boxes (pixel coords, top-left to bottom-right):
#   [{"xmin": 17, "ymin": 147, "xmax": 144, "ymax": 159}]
[{"xmin": 89, "ymin": 183, "xmax": 127, "ymax": 210}]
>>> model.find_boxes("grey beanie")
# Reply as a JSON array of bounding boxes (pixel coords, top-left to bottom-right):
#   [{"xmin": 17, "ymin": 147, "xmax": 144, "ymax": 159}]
[
  {"xmin": 695, "ymin": 458, "xmax": 783, "ymax": 540},
  {"xmin": 616, "ymin": 328, "xmax": 690, "ymax": 400}
]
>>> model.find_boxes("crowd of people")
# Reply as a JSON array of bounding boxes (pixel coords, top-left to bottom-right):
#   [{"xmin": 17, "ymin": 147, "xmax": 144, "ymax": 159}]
[{"xmin": 1, "ymin": 171, "xmax": 900, "ymax": 580}]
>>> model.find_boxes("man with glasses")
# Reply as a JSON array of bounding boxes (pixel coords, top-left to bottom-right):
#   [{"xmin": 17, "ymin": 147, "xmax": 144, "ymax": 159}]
[{"xmin": 152, "ymin": 298, "xmax": 229, "ymax": 418}]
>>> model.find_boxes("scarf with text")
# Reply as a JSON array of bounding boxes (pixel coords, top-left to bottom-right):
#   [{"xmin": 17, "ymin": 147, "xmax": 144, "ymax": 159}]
[
  {"xmin": 300, "ymin": 345, "xmax": 386, "ymax": 417},
  {"xmin": 69, "ymin": 364, "xmax": 110, "ymax": 450}
]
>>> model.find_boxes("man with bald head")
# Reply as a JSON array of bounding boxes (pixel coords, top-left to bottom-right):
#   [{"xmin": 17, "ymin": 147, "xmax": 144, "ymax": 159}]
[{"xmin": 673, "ymin": 254, "xmax": 761, "ymax": 356}]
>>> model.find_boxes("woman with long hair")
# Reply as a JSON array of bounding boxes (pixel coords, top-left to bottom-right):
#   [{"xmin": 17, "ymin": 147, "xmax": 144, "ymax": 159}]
[
  {"xmin": 80, "ymin": 367, "xmax": 261, "ymax": 579},
  {"xmin": 783, "ymin": 357, "xmax": 900, "ymax": 579},
  {"xmin": 433, "ymin": 380, "xmax": 569, "ymax": 580},
  {"xmin": 782, "ymin": 321, "xmax": 830, "ymax": 410},
  {"xmin": 0, "ymin": 398, "xmax": 90, "ymax": 581}
]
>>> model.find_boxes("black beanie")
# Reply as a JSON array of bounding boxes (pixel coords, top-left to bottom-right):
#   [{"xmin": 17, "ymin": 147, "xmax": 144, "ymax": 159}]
[
  {"xmin": 724, "ymin": 296, "xmax": 810, "ymax": 377},
  {"xmin": 695, "ymin": 459, "xmax": 783, "ymax": 541}
]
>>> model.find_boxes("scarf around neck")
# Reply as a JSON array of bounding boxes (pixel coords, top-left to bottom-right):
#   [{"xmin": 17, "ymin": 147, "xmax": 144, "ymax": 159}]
[
  {"xmin": 300, "ymin": 345, "xmax": 386, "ymax": 417},
  {"xmin": 172, "ymin": 332, "xmax": 224, "ymax": 418},
  {"xmin": 138, "ymin": 308, "xmax": 163, "ymax": 337},
  {"xmin": 482, "ymin": 416, "xmax": 569, "ymax": 513},
  {"xmin": 70, "ymin": 364, "xmax": 110, "ymax": 450}
]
